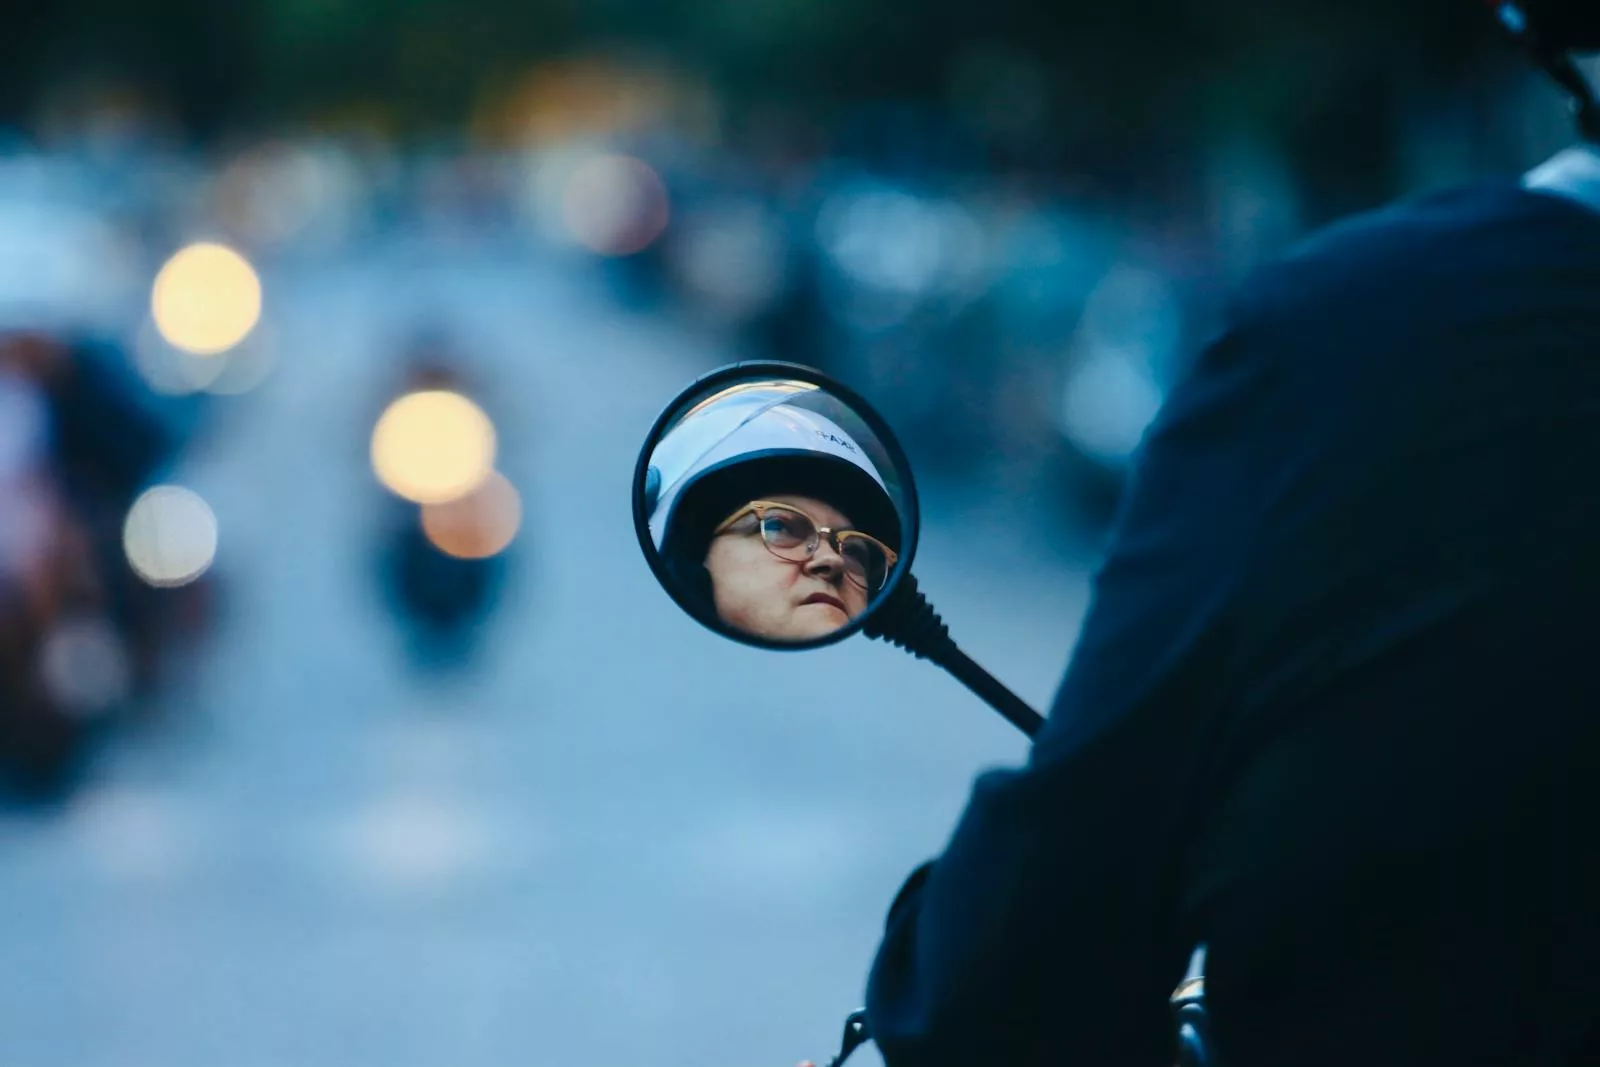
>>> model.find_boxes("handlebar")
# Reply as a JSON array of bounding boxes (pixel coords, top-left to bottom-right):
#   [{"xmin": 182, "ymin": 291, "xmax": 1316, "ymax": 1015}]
[
  {"xmin": 822, "ymin": 1009, "xmax": 871, "ymax": 1067},
  {"xmin": 812, "ymin": 959, "xmax": 1218, "ymax": 1067}
]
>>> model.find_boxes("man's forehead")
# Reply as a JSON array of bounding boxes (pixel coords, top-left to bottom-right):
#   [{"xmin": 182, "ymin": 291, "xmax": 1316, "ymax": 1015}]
[{"xmin": 763, "ymin": 493, "xmax": 854, "ymax": 526}]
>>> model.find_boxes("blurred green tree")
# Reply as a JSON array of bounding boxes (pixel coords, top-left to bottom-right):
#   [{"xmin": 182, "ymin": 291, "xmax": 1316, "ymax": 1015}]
[{"xmin": 0, "ymin": 0, "xmax": 1521, "ymax": 220}]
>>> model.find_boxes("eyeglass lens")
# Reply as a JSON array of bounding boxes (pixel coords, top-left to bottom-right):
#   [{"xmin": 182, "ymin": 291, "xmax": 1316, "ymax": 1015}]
[{"xmin": 756, "ymin": 508, "xmax": 890, "ymax": 590}]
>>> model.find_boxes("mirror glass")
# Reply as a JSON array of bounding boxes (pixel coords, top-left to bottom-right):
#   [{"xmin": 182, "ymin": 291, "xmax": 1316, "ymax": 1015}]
[{"xmin": 635, "ymin": 368, "xmax": 918, "ymax": 650}]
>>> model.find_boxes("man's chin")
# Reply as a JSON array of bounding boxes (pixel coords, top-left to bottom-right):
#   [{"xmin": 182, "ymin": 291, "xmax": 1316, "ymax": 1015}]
[{"xmin": 787, "ymin": 603, "xmax": 850, "ymax": 638}]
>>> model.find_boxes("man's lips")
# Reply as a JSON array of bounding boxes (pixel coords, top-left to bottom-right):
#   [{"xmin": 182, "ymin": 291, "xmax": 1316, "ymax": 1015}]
[{"xmin": 801, "ymin": 592, "xmax": 849, "ymax": 613}]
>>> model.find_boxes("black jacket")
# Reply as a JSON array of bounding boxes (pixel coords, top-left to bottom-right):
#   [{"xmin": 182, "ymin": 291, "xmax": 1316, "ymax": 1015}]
[{"xmin": 865, "ymin": 175, "xmax": 1600, "ymax": 1066}]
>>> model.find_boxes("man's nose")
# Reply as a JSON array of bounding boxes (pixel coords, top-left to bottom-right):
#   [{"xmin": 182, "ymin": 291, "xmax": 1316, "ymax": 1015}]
[{"xmin": 803, "ymin": 539, "xmax": 845, "ymax": 579}]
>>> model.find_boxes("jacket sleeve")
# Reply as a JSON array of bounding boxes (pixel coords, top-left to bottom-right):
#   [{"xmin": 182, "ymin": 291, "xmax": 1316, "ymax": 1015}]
[{"xmin": 863, "ymin": 305, "xmax": 1279, "ymax": 1067}]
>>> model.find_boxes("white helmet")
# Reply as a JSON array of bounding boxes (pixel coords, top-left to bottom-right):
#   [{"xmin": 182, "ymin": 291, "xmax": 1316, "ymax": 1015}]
[{"xmin": 647, "ymin": 382, "xmax": 894, "ymax": 545}]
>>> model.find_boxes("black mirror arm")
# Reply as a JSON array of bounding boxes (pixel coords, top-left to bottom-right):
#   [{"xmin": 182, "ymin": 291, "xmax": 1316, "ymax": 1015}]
[{"xmin": 863, "ymin": 573, "xmax": 1045, "ymax": 738}]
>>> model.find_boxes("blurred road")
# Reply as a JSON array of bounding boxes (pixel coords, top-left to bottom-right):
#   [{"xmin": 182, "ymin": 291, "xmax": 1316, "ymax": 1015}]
[{"xmin": 0, "ymin": 247, "xmax": 1094, "ymax": 1067}]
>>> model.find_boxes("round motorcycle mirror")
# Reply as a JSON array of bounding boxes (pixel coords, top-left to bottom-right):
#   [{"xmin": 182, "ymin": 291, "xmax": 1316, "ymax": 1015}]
[
  {"xmin": 633, "ymin": 362, "xmax": 918, "ymax": 652},
  {"xmin": 635, "ymin": 361, "xmax": 1045, "ymax": 737}
]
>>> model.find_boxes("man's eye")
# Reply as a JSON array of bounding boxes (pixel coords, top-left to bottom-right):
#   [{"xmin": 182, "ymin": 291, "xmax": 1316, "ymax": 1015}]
[{"xmin": 762, "ymin": 513, "xmax": 810, "ymax": 544}]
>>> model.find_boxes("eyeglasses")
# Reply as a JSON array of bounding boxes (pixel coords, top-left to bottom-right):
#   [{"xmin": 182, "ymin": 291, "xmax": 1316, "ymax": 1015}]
[{"xmin": 713, "ymin": 500, "xmax": 899, "ymax": 592}]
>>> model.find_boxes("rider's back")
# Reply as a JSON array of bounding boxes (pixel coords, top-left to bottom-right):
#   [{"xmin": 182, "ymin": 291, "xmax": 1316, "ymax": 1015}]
[{"xmin": 1186, "ymin": 178, "xmax": 1600, "ymax": 1065}]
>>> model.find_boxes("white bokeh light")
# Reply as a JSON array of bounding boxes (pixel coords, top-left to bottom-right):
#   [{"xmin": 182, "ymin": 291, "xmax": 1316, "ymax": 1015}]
[
  {"xmin": 560, "ymin": 154, "xmax": 670, "ymax": 255},
  {"xmin": 39, "ymin": 615, "xmax": 131, "ymax": 718},
  {"xmin": 123, "ymin": 485, "xmax": 219, "ymax": 587}
]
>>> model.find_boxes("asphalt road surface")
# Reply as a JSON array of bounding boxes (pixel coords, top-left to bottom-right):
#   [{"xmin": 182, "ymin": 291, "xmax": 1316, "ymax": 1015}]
[{"xmin": 1, "ymin": 245, "xmax": 1096, "ymax": 1067}]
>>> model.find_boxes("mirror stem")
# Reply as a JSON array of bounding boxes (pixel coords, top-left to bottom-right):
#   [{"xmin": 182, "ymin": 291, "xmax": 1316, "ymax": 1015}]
[{"xmin": 864, "ymin": 574, "xmax": 1045, "ymax": 738}]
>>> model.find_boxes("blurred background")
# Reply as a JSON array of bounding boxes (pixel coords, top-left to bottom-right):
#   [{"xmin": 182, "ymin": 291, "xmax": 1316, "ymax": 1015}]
[{"xmin": 0, "ymin": 2, "xmax": 1588, "ymax": 1064}]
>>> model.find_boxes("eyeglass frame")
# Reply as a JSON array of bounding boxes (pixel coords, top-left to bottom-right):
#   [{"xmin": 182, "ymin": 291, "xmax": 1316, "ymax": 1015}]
[{"xmin": 711, "ymin": 499, "xmax": 900, "ymax": 591}]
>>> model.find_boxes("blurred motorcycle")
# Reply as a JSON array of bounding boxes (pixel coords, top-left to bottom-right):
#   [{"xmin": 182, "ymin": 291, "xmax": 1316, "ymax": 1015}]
[
  {"xmin": 372, "ymin": 337, "xmax": 514, "ymax": 674},
  {"xmin": 0, "ymin": 330, "xmax": 216, "ymax": 803}
]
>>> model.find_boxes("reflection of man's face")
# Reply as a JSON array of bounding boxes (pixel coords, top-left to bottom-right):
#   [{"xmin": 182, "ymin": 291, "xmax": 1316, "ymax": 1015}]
[{"xmin": 704, "ymin": 494, "xmax": 871, "ymax": 642}]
